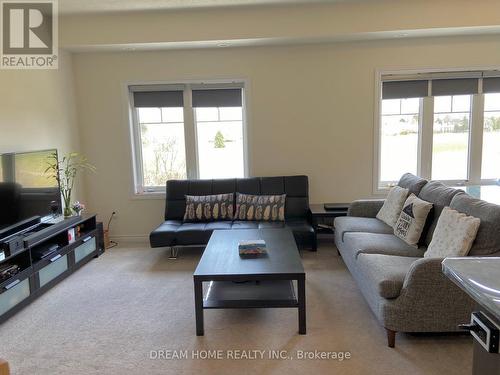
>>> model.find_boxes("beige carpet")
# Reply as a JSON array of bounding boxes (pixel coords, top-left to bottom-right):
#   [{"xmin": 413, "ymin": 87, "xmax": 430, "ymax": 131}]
[{"xmin": 0, "ymin": 242, "xmax": 472, "ymax": 375}]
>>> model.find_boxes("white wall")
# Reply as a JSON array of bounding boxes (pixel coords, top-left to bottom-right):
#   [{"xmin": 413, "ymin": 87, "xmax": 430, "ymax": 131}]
[
  {"xmin": 72, "ymin": 35, "xmax": 500, "ymax": 239},
  {"xmin": 0, "ymin": 51, "xmax": 85, "ymax": 202}
]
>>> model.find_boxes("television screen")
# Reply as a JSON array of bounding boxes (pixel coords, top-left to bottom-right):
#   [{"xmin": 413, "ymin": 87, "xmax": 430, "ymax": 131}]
[{"xmin": 0, "ymin": 149, "xmax": 61, "ymax": 231}]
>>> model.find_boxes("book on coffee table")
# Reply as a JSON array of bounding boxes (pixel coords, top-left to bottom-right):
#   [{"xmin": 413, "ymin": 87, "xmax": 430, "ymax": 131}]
[{"xmin": 238, "ymin": 240, "xmax": 267, "ymax": 256}]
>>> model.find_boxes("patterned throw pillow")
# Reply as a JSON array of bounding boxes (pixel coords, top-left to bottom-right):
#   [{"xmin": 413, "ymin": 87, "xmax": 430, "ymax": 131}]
[
  {"xmin": 424, "ymin": 207, "xmax": 481, "ymax": 258},
  {"xmin": 183, "ymin": 193, "xmax": 234, "ymax": 222},
  {"xmin": 234, "ymin": 193, "xmax": 286, "ymax": 222},
  {"xmin": 376, "ymin": 186, "xmax": 409, "ymax": 228},
  {"xmin": 394, "ymin": 194, "xmax": 433, "ymax": 247}
]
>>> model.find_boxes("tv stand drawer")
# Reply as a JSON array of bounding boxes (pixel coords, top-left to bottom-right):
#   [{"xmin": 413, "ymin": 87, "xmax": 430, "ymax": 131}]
[
  {"xmin": 74, "ymin": 237, "xmax": 97, "ymax": 263},
  {"xmin": 0, "ymin": 278, "xmax": 30, "ymax": 316},
  {"xmin": 38, "ymin": 254, "xmax": 69, "ymax": 287}
]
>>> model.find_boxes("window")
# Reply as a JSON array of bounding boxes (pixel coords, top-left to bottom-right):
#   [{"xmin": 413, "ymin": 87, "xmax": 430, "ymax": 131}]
[
  {"xmin": 129, "ymin": 84, "xmax": 247, "ymax": 194},
  {"xmin": 194, "ymin": 107, "xmax": 244, "ymax": 179},
  {"xmin": 380, "ymin": 98, "xmax": 420, "ymax": 183},
  {"xmin": 432, "ymin": 95, "xmax": 471, "ymax": 181},
  {"xmin": 136, "ymin": 106, "xmax": 187, "ymax": 187},
  {"xmin": 377, "ymin": 71, "xmax": 500, "ymax": 190},
  {"xmin": 482, "ymin": 93, "xmax": 500, "ymax": 180}
]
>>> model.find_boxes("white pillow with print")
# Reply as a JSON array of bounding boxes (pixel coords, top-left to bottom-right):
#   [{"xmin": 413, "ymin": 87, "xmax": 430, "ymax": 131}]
[{"xmin": 376, "ymin": 186, "xmax": 409, "ymax": 228}]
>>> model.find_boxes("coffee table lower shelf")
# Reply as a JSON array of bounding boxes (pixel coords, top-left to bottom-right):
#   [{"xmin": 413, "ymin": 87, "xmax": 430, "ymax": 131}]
[{"xmin": 203, "ymin": 280, "xmax": 298, "ymax": 309}]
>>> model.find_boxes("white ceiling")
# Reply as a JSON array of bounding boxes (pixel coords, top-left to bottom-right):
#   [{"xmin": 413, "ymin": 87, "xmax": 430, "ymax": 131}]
[{"xmin": 59, "ymin": 0, "xmax": 343, "ymax": 15}]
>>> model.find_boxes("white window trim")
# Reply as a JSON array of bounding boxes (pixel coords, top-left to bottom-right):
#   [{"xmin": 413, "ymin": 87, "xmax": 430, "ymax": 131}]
[
  {"xmin": 123, "ymin": 78, "xmax": 251, "ymax": 199},
  {"xmin": 374, "ymin": 67, "xmax": 500, "ymax": 195}
]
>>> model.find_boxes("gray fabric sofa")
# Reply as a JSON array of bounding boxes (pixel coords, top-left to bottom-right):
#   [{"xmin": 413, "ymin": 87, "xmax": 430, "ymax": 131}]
[
  {"xmin": 150, "ymin": 175, "xmax": 316, "ymax": 256},
  {"xmin": 334, "ymin": 173, "xmax": 500, "ymax": 347}
]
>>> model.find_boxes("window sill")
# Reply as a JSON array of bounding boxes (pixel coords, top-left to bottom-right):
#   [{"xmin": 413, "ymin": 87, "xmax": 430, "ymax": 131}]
[{"xmin": 130, "ymin": 192, "xmax": 166, "ymax": 200}]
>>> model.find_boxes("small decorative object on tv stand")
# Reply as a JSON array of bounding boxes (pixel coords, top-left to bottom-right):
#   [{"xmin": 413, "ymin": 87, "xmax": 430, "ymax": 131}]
[
  {"xmin": 45, "ymin": 152, "xmax": 95, "ymax": 218},
  {"xmin": 72, "ymin": 201, "xmax": 85, "ymax": 216}
]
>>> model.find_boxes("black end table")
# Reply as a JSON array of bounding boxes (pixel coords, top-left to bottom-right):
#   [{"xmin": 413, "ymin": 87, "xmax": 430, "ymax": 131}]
[
  {"xmin": 310, "ymin": 203, "xmax": 349, "ymax": 236},
  {"xmin": 193, "ymin": 229, "xmax": 306, "ymax": 336}
]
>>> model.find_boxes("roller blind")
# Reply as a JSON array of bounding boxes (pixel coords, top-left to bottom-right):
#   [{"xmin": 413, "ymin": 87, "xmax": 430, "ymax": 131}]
[
  {"xmin": 483, "ymin": 77, "xmax": 500, "ymax": 94},
  {"xmin": 192, "ymin": 89, "xmax": 242, "ymax": 107},
  {"xmin": 382, "ymin": 80, "xmax": 428, "ymax": 99},
  {"xmin": 133, "ymin": 91, "xmax": 184, "ymax": 108},
  {"xmin": 431, "ymin": 78, "xmax": 479, "ymax": 96}
]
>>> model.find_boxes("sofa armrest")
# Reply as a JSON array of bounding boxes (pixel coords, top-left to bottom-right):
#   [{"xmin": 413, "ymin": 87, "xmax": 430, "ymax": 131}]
[
  {"xmin": 400, "ymin": 257, "xmax": 474, "ymax": 309},
  {"xmin": 402, "ymin": 257, "xmax": 444, "ymax": 290},
  {"xmin": 347, "ymin": 199, "xmax": 385, "ymax": 218}
]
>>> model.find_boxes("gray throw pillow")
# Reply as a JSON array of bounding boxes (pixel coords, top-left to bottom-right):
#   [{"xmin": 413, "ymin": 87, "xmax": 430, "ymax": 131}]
[
  {"xmin": 183, "ymin": 193, "xmax": 234, "ymax": 222},
  {"xmin": 394, "ymin": 194, "xmax": 433, "ymax": 247},
  {"xmin": 234, "ymin": 193, "xmax": 286, "ymax": 222}
]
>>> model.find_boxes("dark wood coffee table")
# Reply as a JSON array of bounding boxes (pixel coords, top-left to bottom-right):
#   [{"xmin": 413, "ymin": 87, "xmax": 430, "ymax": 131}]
[{"xmin": 193, "ymin": 228, "xmax": 306, "ymax": 336}]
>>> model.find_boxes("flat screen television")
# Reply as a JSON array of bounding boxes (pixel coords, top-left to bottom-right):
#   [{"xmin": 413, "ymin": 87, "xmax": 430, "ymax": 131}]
[{"xmin": 0, "ymin": 149, "xmax": 61, "ymax": 236}]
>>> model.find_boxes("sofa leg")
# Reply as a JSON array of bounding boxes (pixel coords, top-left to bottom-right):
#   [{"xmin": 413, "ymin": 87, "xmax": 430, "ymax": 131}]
[
  {"xmin": 168, "ymin": 247, "xmax": 179, "ymax": 259},
  {"xmin": 386, "ymin": 329, "xmax": 396, "ymax": 348},
  {"xmin": 310, "ymin": 236, "xmax": 318, "ymax": 252}
]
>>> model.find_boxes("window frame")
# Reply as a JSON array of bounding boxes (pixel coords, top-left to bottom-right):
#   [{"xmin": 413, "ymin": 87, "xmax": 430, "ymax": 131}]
[
  {"xmin": 125, "ymin": 80, "xmax": 250, "ymax": 197},
  {"xmin": 374, "ymin": 68, "xmax": 500, "ymax": 195}
]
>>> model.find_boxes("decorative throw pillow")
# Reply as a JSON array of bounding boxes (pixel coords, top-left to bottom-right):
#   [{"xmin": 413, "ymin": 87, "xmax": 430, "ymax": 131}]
[
  {"xmin": 376, "ymin": 186, "xmax": 409, "ymax": 228},
  {"xmin": 183, "ymin": 193, "xmax": 234, "ymax": 222},
  {"xmin": 234, "ymin": 193, "xmax": 286, "ymax": 222},
  {"xmin": 424, "ymin": 207, "xmax": 481, "ymax": 258},
  {"xmin": 394, "ymin": 194, "xmax": 433, "ymax": 247}
]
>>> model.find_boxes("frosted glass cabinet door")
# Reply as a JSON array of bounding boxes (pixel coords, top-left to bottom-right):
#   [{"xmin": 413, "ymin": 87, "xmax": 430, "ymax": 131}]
[
  {"xmin": 74, "ymin": 237, "xmax": 97, "ymax": 263},
  {"xmin": 0, "ymin": 279, "xmax": 30, "ymax": 316},
  {"xmin": 39, "ymin": 255, "xmax": 68, "ymax": 287}
]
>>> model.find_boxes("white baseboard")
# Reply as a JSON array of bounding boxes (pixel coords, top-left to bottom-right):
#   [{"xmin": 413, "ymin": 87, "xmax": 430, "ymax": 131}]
[{"xmin": 110, "ymin": 234, "xmax": 149, "ymax": 243}]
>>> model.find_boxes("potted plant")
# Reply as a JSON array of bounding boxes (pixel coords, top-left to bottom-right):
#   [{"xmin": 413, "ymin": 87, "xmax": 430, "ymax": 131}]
[{"xmin": 45, "ymin": 152, "xmax": 95, "ymax": 218}]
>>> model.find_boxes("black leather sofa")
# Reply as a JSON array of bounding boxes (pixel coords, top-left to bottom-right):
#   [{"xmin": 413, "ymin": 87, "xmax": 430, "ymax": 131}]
[{"xmin": 149, "ymin": 175, "xmax": 316, "ymax": 253}]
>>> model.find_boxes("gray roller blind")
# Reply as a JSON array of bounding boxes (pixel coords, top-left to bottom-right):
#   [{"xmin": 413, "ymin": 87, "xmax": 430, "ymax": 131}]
[
  {"xmin": 133, "ymin": 91, "xmax": 184, "ymax": 108},
  {"xmin": 382, "ymin": 80, "xmax": 428, "ymax": 99},
  {"xmin": 431, "ymin": 78, "xmax": 479, "ymax": 96},
  {"xmin": 192, "ymin": 89, "xmax": 242, "ymax": 107},
  {"xmin": 483, "ymin": 77, "xmax": 500, "ymax": 94}
]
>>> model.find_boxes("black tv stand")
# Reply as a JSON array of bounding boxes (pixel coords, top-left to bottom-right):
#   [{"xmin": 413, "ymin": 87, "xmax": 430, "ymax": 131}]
[{"xmin": 0, "ymin": 214, "xmax": 104, "ymax": 324}]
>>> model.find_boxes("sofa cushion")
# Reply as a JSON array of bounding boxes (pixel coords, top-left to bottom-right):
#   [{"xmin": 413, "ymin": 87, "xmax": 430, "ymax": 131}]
[
  {"xmin": 343, "ymin": 232, "xmax": 426, "ymax": 261},
  {"xmin": 258, "ymin": 222, "xmax": 285, "ymax": 229},
  {"xmin": 149, "ymin": 219, "xmax": 315, "ymax": 248},
  {"xmin": 357, "ymin": 254, "xmax": 419, "ymax": 299},
  {"xmin": 175, "ymin": 222, "xmax": 232, "ymax": 245},
  {"xmin": 231, "ymin": 221, "xmax": 259, "ymax": 230},
  {"xmin": 149, "ymin": 220, "xmax": 182, "ymax": 247},
  {"xmin": 398, "ymin": 173, "xmax": 428, "ymax": 196},
  {"xmin": 376, "ymin": 186, "xmax": 409, "ymax": 228},
  {"xmin": 417, "ymin": 181, "xmax": 462, "ymax": 246},
  {"xmin": 334, "ymin": 216, "xmax": 393, "ymax": 242},
  {"xmin": 165, "ymin": 176, "xmax": 309, "ymax": 221},
  {"xmin": 450, "ymin": 193, "xmax": 500, "ymax": 255}
]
